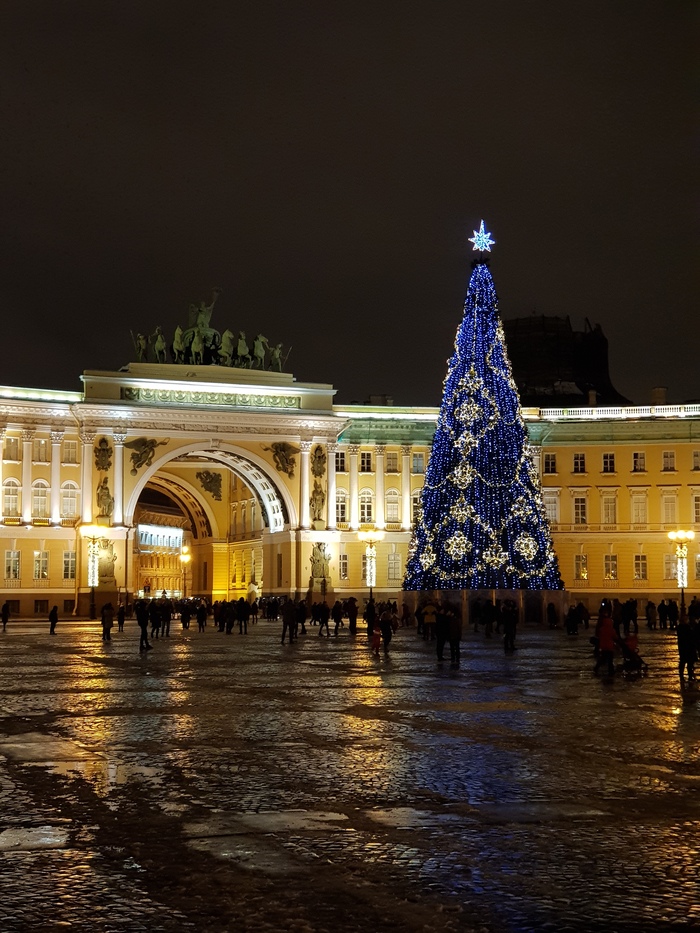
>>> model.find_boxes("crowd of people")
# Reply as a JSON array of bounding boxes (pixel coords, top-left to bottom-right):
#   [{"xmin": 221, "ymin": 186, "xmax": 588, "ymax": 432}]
[{"xmin": 4, "ymin": 587, "xmax": 696, "ymax": 685}]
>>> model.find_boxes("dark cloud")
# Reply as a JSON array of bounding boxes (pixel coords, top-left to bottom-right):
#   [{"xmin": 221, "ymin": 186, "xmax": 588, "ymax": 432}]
[{"xmin": 0, "ymin": 1, "xmax": 697, "ymax": 403}]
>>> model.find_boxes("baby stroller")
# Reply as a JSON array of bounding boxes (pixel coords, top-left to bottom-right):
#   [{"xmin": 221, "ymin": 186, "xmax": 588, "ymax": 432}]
[{"xmin": 619, "ymin": 635, "xmax": 648, "ymax": 675}]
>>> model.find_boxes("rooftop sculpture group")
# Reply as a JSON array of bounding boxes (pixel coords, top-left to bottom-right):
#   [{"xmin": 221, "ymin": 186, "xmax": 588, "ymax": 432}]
[{"xmin": 130, "ymin": 288, "xmax": 289, "ymax": 371}]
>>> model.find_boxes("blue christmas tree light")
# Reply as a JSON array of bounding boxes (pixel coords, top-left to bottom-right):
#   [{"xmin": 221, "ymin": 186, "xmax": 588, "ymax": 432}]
[{"xmin": 404, "ymin": 224, "xmax": 563, "ymax": 591}]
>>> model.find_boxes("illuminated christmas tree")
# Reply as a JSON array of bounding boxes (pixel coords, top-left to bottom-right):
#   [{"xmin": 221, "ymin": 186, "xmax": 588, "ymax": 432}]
[{"xmin": 404, "ymin": 221, "xmax": 562, "ymax": 591}]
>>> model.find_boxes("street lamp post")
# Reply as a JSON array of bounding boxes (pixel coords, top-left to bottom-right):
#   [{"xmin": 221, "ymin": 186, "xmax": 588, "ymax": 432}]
[
  {"xmin": 358, "ymin": 529, "xmax": 385, "ymax": 602},
  {"xmin": 79, "ymin": 524, "xmax": 103, "ymax": 620},
  {"xmin": 180, "ymin": 545, "xmax": 191, "ymax": 599},
  {"xmin": 668, "ymin": 529, "xmax": 695, "ymax": 620}
]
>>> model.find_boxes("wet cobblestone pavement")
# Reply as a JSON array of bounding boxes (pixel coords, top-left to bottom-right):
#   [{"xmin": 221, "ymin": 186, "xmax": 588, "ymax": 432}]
[{"xmin": 1, "ymin": 618, "xmax": 698, "ymax": 932}]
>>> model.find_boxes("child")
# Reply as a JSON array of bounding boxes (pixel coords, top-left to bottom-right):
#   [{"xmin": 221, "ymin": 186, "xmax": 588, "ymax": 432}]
[{"xmin": 372, "ymin": 621, "xmax": 382, "ymax": 656}]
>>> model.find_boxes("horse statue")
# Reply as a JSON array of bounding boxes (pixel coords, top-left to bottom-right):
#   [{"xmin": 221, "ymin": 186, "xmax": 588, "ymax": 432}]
[
  {"xmin": 269, "ymin": 343, "xmax": 284, "ymax": 372},
  {"xmin": 190, "ymin": 330, "xmax": 205, "ymax": 365},
  {"xmin": 171, "ymin": 325, "xmax": 185, "ymax": 363},
  {"xmin": 252, "ymin": 334, "xmax": 269, "ymax": 369},
  {"xmin": 219, "ymin": 329, "xmax": 235, "ymax": 366},
  {"xmin": 235, "ymin": 331, "xmax": 251, "ymax": 368},
  {"xmin": 150, "ymin": 326, "xmax": 167, "ymax": 363}
]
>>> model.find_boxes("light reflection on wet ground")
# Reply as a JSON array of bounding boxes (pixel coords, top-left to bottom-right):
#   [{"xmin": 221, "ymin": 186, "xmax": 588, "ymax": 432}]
[{"xmin": 0, "ymin": 621, "xmax": 699, "ymax": 930}]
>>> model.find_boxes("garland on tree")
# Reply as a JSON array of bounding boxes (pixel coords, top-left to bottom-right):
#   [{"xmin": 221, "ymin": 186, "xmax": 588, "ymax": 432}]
[{"xmin": 404, "ymin": 222, "xmax": 563, "ymax": 591}]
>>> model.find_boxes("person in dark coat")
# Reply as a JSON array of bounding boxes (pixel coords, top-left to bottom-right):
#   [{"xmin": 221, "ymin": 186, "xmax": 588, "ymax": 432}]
[
  {"xmin": 117, "ymin": 603, "xmax": 126, "ymax": 632},
  {"xmin": 1, "ymin": 601, "xmax": 9, "ymax": 632},
  {"xmin": 448, "ymin": 605, "xmax": 462, "ymax": 668},
  {"xmin": 49, "ymin": 605, "xmax": 58, "ymax": 635},
  {"xmin": 435, "ymin": 603, "xmax": 450, "ymax": 662},
  {"xmin": 281, "ymin": 598, "xmax": 296, "ymax": 644},
  {"xmin": 379, "ymin": 608, "xmax": 394, "ymax": 654},
  {"xmin": 677, "ymin": 614, "xmax": 697, "ymax": 684},
  {"xmin": 135, "ymin": 600, "xmax": 152, "ymax": 651},
  {"xmin": 196, "ymin": 602, "xmax": 208, "ymax": 632},
  {"xmin": 237, "ymin": 597, "xmax": 250, "ymax": 634},
  {"xmin": 331, "ymin": 600, "xmax": 344, "ymax": 636},
  {"xmin": 318, "ymin": 600, "xmax": 331, "ymax": 637}
]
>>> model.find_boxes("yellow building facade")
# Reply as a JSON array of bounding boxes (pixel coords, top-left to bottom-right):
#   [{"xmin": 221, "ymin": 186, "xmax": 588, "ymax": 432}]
[{"xmin": 0, "ymin": 362, "xmax": 698, "ymax": 615}]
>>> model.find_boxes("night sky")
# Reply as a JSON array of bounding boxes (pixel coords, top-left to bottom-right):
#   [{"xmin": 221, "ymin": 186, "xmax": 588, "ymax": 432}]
[{"xmin": 1, "ymin": 2, "xmax": 697, "ymax": 406}]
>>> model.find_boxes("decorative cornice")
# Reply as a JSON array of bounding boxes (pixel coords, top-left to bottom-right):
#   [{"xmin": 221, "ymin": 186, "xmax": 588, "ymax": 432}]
[{"xmin": 120, "ymin": 385, "xmax": 302, "ymax": 410}]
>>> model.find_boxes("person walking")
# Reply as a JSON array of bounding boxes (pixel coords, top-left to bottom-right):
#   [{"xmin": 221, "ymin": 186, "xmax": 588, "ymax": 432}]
[
  {"xmin": 448, "ymin": 604, "xmax": 463, "ymax": 668},
  {"xmin": 161, "ymin": 599, "xmax": 172, "ymax": 637},
  {"xmin": 117, "ymin": 603, "xmax": 126, "ymax": 632},
  {"xmin": 101, "ymin": 602, "xmax": 114, "ymax": 642},
  {"xmin": 594, "ymin": 605, "xmax": 617, "ymax": 676},
  {"xmin": 331, "ymin": 600, "xmax": 344, "ymax": 636},
  {"xmin": 435, "ymin": 603, "xmax": 449, "ymax": 662},
  {"xmin": 379, "ymin": 607, "xmax": 394, "ymax": 654},
  {"xmin": 676, "ymin": 612, "xmax": 697, "ymax": 684},
  {"xmin": 196, "ymin": 602, "xmax": 208, "ymax": 632},
  {"xmin": 502, "ymin": 599, "xmax": 518, "ymax": 653},
  {"xmin": 49, "ymin": 605, "xmax": 58, "ymax": 635},
  {"xmin": 318, "ymin": 600, "xmax": 331, "ymax": 637},
  {"xmin": 135, "ymin": 600, "xmax": 152, "ymax": 651},
  {"xmin": 281, "ymin": 597, "xmax": 296, "ymax": 644}
]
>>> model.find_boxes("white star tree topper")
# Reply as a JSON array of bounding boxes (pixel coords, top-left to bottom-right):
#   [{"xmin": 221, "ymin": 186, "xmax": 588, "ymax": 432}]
[{"xmin": 468, "ymin": 220, "xmax": 496, "ymax": 252}]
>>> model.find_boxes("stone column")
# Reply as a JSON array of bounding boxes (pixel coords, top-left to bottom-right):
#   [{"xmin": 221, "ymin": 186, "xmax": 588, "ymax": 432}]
[
  {"xmin": 113, "ymin": 432, "xmax": 126, "ymax": 525},
  {"xmin": 21, "ymin": 429, "xmax": 35, "ymax": 523},
  {"xmin": 326, "ymin": 442, "xmax": 337, "ymax": 530},
  {"xmin": 81, "ymin": 432, "xmax": 95, "ymax": 523},
  {"xmin": 401, "ymin": 444, "xmax": 412, "ymax": 530},
  {"xmin": 0, "ymin": 428, "xmax": 6, "ymax": 512},
  {"xmin": 299, "ymin": 441, "xmax": 312, "ymax": 530},
  {"xmin": 348, "ymin": 444, "xmax": 360, "ymax": 530},
  {"xmin": 50, "ymin": 431, "xmax": 64, "ymax": 524},
  {"xmin": 375, "ymin": 444, "xmax": 386, "ymax": 529}
]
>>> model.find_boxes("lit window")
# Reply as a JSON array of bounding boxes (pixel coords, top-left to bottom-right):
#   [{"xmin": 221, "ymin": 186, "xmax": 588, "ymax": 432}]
[
  {"xmin": 3, "ymin": 480, "xmax": 20, "ymax": 517},
  {"xmin": 543, "ymin": 493, "xmax": 559, "ymax": 524},
  {"xmin": 359, "ymin": 491, "xmax": 373, "ymax": 523},
  {"xmin": 631, "ymin": 494, "xmax": 647, "ymax": 524},
  {"xmin": 573, "ymin": 453, "xmax": 586, "ymax": 474},
  {"xmin": 387, "ymin": 553, "xmax": 402, "ymax": 580},
  {"xmin": 602, "ymin": 453, "xmax": 615, "ymax": 474},
  {"xmin": 336, "ymin": 489, "xmax": 348, "ymax": 523},
  {"xmin": 634, "ymin": 555, "xmax": 648, "ymax": 580},
  {"xmin": 574, "ymin": 554, "xmax": 588, "ymax": 580},
  {"xmin": 385, "ymin": 489, "xmax": 400, "ymax": 523},
  {"xmin": 543, "ymin": 453, "xmax": 557, "ymax": 475},
  {"xmin": 662, "ymin": 494, "xmax": 677, "ymax": 525},
  {"xmin": 662, "ymin": 450, "xmax": 676, "ymax": 471},
  {"xmin": 32, "ymin": 483, "xmax": 49, "ymax": 518},
  {"xmin": 604, "ymin": 554, "xmax": 618, "ymax": 580},
  {"xmin": 62, "ymin": 440, "xmax": 78, "ymax": 464},
  {"xmin": 5, "ymin": 550, "xmax": 20, "ymax": 580},
  {"xmin": 411, "ymin": 491, "xmax": 422, "ymax": 524},
  {"xmin": 574, "ymin": 496, "xmax": 587, "ymax": 524},
  {"xmin": 63, "ymin": 551, "xmax": 76, "ymax": 580},
  {"xmin": 632, "ymin": 451, "xmax": 646, "ymax": 472},
  {"xmin": 33, "ymin": 551, "xmax": 48, "ymax": 580},
  {"xmin": 338, "ymin": 554, "xmax": 348, "ymax": 580},
  {"xmin": 664, "ymin": 554, "xmax": 677, "ymax": 580},
  {"xmin": 4, "ymin": 437, "xmax": 19, "ymax": 461},
  {"xmin": 61, "ymin": 484, "xmax": 78, "ymax": 518},
  {"xmin": 602, "ymin": 496, "xmax": 617, "ymax": 524},
  {"xmin": 33, "ymin": 439, "xmax": 49, "ymax": 462}
]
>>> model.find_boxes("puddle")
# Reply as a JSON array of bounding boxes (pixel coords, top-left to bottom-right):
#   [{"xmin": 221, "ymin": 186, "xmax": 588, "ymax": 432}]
[
  {"xmin": 188, "ymin": 834, "xmax": 305, "ymax": 875},
  {"xmin": 0, "ymin": 732, "xmax": 102, "ymax": 763},
  {"xmin": 185, "ymin": 809, "xmax": 349, "ymax": 838},
  {"xmin": 0, "ymin": 825, "xmax": 69, "ymax": 851},
  {"xmin": 365, "ymin": 807, "xmax": 465, "ymax": 829}
]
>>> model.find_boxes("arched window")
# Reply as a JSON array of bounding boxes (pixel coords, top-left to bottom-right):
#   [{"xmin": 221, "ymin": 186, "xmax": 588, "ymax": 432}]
[
  {"xmin": 32, "ymin": 481, "xmax": 49, "ymax": 519},
  {"xmin": 385, "ymin": 488, "xmax": 400, "ymax": 523},
  {"xmin": 411, "ymin": 491, "xmax": 422, "ymax": 525},
  {"xmin": 60, "ymin": 482, "xmax": 79, "ymax": 518},
  {"xmin": 3, "ymin": 479, "xmax": 20, "ymax": 517},
  {"xmin": 336, "ymin": 488, "xmax": 348, "ymax": 523},
  {"xmin": 359, "ymin": 489, "xmax": 374, "ymax": 524}
]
